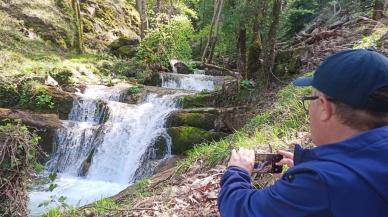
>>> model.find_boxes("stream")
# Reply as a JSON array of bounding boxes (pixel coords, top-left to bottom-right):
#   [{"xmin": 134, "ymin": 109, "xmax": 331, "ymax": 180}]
[{"xmin": 28, "ymin": 73, "xmax": 226, "ymax": 216}]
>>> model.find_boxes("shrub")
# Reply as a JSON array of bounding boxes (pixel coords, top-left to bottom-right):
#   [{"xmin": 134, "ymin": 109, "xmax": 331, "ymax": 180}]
[
  {"xmin": 19, "ymin": 81, "xmax": 55, "ymax": 111},
  {"xmin": 127, "ymin": 85, "xmax": 143, "ymax": 95},
  {"xmin": 135, "ymin": 15, "xmax": 194, "ymax": 70},
  {"xmin": 0, "ymin": 120, "xmax": 41, "ymax": 216},
  {"xmin": 49, "ymin": 67, "xmax": 73, "ymax": 86},
  {"xmin": 0, "ymin": 80, "xmax": 20, "ymax": 107}
]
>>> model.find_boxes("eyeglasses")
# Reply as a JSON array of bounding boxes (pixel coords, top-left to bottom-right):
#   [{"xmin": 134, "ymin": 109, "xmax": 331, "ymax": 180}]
[
  {"xmin": 301, "ymin": 95, "xmax": 336, "ymax": 112},
  {"xmin": 301, "ymin": 96, "xmax": 319, "ymax": 112}
]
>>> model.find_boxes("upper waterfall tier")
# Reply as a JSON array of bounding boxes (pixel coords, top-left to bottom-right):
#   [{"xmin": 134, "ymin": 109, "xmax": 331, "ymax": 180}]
[{"xmin": 160, "ymin": 72, "xmax": 229, "ymax": 92}]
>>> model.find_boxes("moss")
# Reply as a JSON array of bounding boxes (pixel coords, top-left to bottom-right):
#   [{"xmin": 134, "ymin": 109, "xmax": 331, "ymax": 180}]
[
  {"xmin": 167, "ymin": 126, "xmax": 228, "ymax": 154},
  {"xmin": 178, "ymin": 93, "xmax": 215, "ymax": 108},
  {"xmin": 117, "ymin": 46, "xmax": 137, "ymax": 58},
  {"xmin": 49, "ymin": 67, "xmax": 74, "ymax": 86},
  {"xmin": 0, "ymin": 81, "xmax": 20, "ymax": 107},
  {"xmin": 168, "ymin": 112, "xmax": 216, "ymax": 130}
]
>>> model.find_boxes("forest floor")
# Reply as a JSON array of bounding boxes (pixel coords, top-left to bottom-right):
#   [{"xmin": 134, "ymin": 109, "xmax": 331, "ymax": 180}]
[{"xmin": 68, "ymin": 16, "xmax": 388, "ymax": 217}]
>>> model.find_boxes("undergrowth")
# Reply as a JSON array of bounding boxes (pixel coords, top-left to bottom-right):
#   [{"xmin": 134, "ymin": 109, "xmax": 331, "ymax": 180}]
[
  {"xmin": 178, "ymin": 82, "xmax": 312, "ymax": 172},
  {"xmin": 0, "ymin": 120, "xmax": 41, "ymax": 216}
]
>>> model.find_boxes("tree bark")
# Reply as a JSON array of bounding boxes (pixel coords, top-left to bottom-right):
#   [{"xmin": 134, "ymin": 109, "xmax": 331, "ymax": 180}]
[
  {"xmin": 258, "ymin": 0, "xmax": 282, "ymax": 89},
  {"xmin": 136, "ymin": 0, "xmax": 148, "ymax": 39},
  {"xmin": 237, "ymin": 27, "xmax": 247, "ymax": 78},
  {"xmin": 373, "ymin": 0, "xmax": 384, "ymax": 20},
  {"xmin": 247, "ymin": 3, "xmax": 264, "ymax": 80},
  {"xmin": 202, "ymin": 0, "xmax": 224, "ymax": 64},
  {"xmin": 71, "ymin": 0, "xmax": 83, "ymax": 54}
]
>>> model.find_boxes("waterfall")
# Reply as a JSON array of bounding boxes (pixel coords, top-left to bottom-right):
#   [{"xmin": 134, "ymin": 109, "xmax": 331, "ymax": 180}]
[
  {"xmin": 161, "ymin": 72, "xmax": 226, "ymax": 91},
  {"xmin": 29, "ymin": 85, "xmax": 182, "ymax": 216},
  {"xmin": 29, "ymin": 73, "xmax": 228, "ymax": 216}
]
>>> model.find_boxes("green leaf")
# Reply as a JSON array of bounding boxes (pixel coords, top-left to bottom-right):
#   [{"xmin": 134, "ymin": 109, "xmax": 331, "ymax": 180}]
[
  {"xmin": 49, "ymin": 172, "xmax": 57, "ymax": 181},
  {"xmin": 49, "ymin": 183, "xmax": 58, "ymax": 192}
]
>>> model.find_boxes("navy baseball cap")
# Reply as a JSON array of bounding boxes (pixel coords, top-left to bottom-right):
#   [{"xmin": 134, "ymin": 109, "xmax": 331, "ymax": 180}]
[{"xmin": 293, "ymin": 49, "xmax": 388, "ymax": 112}]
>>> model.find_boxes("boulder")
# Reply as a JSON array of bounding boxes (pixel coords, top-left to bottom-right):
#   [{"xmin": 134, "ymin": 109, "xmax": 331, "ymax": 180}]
[
  {"xmin": 170, "ymin": 60, "xmax": 193, "ymax": 74},
  {"xmin": 178, "ymin": 93, "xmax": 215, "ymax": 108},
  {"xmin": 167, "ymin": 111, "xmax": 217, "ymax": 131},
  {"xmin": 110, "ymin": 37, "xmax": 140, "ymax": 58},
  {"xmin": 167, "ymin": 126, "xmax": 228, "ymax": 154},
  {"xmin": 110, "ymin": 37, "xmax": 140, "ymax": 49},
  {"xmin": 46, "ymin": 86, "xmax": 74, "ymax": 119}
]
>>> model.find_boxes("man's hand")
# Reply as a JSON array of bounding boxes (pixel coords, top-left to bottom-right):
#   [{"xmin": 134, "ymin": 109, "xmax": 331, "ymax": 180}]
[
  {"xmin": 228, "ymin": 148, "xmax": 255, "ymax": 175},
  {"xmin": 276, "ymin": 150, "xmax": 294, "ymax": 167}
]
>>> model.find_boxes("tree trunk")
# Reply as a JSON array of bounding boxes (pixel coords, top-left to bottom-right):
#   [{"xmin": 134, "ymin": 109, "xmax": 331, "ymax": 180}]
[
  {"xmin": 237, "ymin": 27, "xmax": 247, "ymax": 78},
  {"xmin": 247, "ymin": 4, "xmax": 263, "ymax": 80},
  {"xmin": 71, "ymin": 0, "xmax": 83, "ymax": 54},
  {"xmin": 373, "ymin": 0, "xmax": 384, "ymax": 20},
  {"xmin": 258, "ymin": 0, "xmax": 282, "ymax": 89},
  {"xmin": 136, "ymin": 0, "xmax": 148, "ymax": 39},
  {"xmin": 202, "ymin": 0, "xmax": 224, "ymax": 64}
]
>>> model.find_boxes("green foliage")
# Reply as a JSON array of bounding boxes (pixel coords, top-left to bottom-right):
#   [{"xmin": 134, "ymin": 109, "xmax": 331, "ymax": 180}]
[
  {"xmin": 0, "ymin": 80, "xmax": 20, "ymax": 107},
  {"xmin": 0, "ymin": 120, "xmax": 41, "ymax": 216},
  {"xmin": 94, "ymin": 198, "xmax": 119, "ymax": 215},
  {"xmin": 49, "ymin": 67, "xmax": 73, "ymax": 86},
  {"xmin": 179, "ymin": 79, "xmax": 312, "ymax": 172},
  {"xmin": 239, "ymin": 79, "xmax": 255, "ymax": 91},
  {"xmin": 127, "ymin": 85, "xmax": 143, "ymax": 95},
  {"xmin": 135, "ymin": 15, "xmax": 194, "ymax": 69},
  {"xmin": 279, "ymin": 0, "xmax": 318, "ymax": 39},
  {"xmin": 19, "ymin": 81, "xmax": 55, "ymax": 111}
]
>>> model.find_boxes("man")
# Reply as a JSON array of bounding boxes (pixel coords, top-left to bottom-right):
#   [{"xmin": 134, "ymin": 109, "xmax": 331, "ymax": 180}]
[{"xmin": 217, "ymin": 49, "xmax": 388, "ymax": 217}]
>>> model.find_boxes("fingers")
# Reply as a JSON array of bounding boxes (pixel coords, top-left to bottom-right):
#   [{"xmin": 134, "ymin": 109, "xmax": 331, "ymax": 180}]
[
  {"xmin": 276, "ymin": 158, "xmax": 294, "ymax": 167},
  {"xmin": 278, "ymin": 150, "xmax": 294, "ymax": 159}
]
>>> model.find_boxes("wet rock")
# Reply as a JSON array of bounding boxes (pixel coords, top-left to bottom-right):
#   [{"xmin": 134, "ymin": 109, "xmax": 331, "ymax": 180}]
[
  {"xmin": 170, "ymin": 60, "xmax": 193, "ymax": 74},
  {"xmin": 167, "ymin": 126, "xmax": 228, "ymax": 154},
  {"xmin": 79, "ymin": 148, "xmax": 96, "ymax": 177},
  {"xmin": 153, "ymin": 155, "xmax": 183, "ymax": 174}
]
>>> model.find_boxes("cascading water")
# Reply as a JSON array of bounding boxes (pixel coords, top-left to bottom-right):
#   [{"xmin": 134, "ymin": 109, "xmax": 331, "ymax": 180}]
[
  {"xmin": 29, "ymin": 85, "xmax": 182, "ymax": 216},
  {"xmin": 161, "ymin": 72, "xmax": 226, "ymax": 91},
  {"xmin": 29, "ymin": 73, "xmax": 225, "ymax": 216}
]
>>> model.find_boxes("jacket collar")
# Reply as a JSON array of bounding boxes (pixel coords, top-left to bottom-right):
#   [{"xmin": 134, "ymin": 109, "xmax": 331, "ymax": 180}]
[{"xmin": 294, "ymin": 125, "xmax": 388, "ymax": 165}]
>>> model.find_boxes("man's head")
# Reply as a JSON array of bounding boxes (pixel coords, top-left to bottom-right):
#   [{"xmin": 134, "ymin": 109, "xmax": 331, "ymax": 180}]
[{"xmin": 294, "ymin": 49, "xmax": 388, "ymax": 145}]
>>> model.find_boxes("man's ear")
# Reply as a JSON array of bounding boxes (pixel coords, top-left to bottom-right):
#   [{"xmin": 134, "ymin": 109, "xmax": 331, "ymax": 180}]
[{"xmin": 318, "ymin": 96, "xmax": 334, "ymax": 121}]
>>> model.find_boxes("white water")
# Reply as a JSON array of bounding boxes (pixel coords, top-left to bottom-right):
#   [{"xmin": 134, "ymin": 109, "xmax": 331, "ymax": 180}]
[
  {"xmin": 29, "ymin": 85, "xmax": 182, "ymax": 216},
  {"xmin": 161, "ymin": 72, "xmax": 226, "ymax": 91}
]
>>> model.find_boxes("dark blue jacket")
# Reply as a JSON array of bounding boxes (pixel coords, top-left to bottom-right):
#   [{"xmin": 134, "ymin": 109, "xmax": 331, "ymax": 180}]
[{"xmin": 218, "ymin": 126, "xmax": 388, "ymax": 217}]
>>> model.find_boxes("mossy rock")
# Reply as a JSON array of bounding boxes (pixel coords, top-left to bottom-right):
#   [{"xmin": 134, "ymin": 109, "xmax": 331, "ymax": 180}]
[
  {"xmin": 116, "ymin": 46, "xmax": 137, "ymax": 58},
  {"xmin": 167, "ymin": 112, "xmax": 216, "ymax": 131},
  {"xmin": 178, "ymin": 93, "xmax": 215, "ymax": 108},
  {"xmin": 167, "ymin": 126, "xmax": 228, "ymax": 154},
  {"xmin": 0, "ymin": 80, "xmax": 20, "ymax": 107}
]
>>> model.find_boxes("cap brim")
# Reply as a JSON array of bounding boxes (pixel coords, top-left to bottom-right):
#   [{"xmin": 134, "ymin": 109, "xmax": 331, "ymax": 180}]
[{"xmin": 293, "ymin": 76, "xmax": 313, "ymax": 87}]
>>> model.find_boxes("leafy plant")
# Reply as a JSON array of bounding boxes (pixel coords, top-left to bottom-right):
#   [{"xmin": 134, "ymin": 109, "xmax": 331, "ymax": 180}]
[
  {"xmin": 49, "ymin": 67, "xmax": 73, "ymax": 86},
  {"xmin": 0, "ymin": 120, "xmax": 41, "ymax": 216},
  {"xmin": 240, "ymin": 79, "xmax": 255, "ymax": 91},
  {"xmin": 127, "ymin": 85, "xmax": 143, "ymax": 95},
  {"xmin": 135, "ymin": 15, "xmax": 194, "ymax": 70},
  {"xmin": 19, "ymin": 81, "xmax": 55, "ymax": 111}
]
